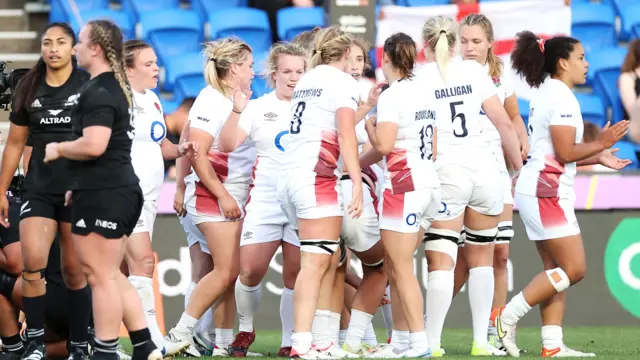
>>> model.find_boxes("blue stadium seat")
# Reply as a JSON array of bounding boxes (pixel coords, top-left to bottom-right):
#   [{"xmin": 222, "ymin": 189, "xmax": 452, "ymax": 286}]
[
  {"xmin": 121, "ymin": 0, "xmax": 180, "ymax": 24},
  {"xmin": 575, "ymin": 93, "xmax": 607, "ymax": 127},
  {"xmin": 613, "ymin": 141, "xmax": 638, "ymax": 170},
  {"xmin": 162, "ymin": 52, "xmax": 204, "ymax": 92},
  {"xmin": 587, "ymin": 47, "xmax": 627, "ymax": 124},
  {"xmin": 586, "ymin": 46, "xmax": 626, "ymax": 86},
  {"xmin": 70, "ymin": 9, "xmax": 134, "ymax": 41},
  {"xmin": 207, "ymin": 8, "xmax": 272, "ymax": 54},
  {"xmin": 174, "ymin": 75, "xmax": 206, "ymax": 105},
  {"xmin": 52, "ymin": 0, "xmax": 109, "ymax": 23},
  {"xmin": 192, "ymin": 0, "xmax": 248, "ymax": 24},
  {"xmin": 160, "ymin": 98, "xmax": 180, "ymax": 115},
  {"xmin": 396, "ymin": 0, "xmax": 449, "ymax": 5},
  {"xmin": 277, "ymin": 7, "xmax": 324, "ymax": 42},
  {"xmin": 618, "ymin": 3, "xmax": 640, "ymax": 42},
  {"xmin": 518, "ymin": 98, "xmax": 530, "ymax": 127},
  {"xmin": 571, "ymin": 3, "xmax": 617, "ymax": 53},
  {"xmin": 138, "ymin": 10, "xmax": 203, "ymax": 68},
  {"xmin": 633, "ymin": 24, "xmax": 640, "ymax": 40}
]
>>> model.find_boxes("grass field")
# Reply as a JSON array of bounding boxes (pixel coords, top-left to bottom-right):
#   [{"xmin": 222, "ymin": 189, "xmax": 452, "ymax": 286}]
[{"xmin": 123, "ymin": 327, "xmax": 640, "ymax": 359}]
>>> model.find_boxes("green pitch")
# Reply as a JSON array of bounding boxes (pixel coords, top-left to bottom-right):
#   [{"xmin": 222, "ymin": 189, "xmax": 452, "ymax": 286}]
[{"xmin": 121, "ymin": 327, "xmax": 640, "ymax": 359}]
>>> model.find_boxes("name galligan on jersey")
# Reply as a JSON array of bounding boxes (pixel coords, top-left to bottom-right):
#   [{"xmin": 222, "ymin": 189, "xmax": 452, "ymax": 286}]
[{"xmin": 435, "ymin": 84, "xmax": 473, "ymax": 99}]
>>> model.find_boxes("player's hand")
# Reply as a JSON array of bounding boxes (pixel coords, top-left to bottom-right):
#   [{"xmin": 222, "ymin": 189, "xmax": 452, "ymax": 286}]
[
  {"xmin": 232, "ymin": 88, "xmax": 252, "ymax": 114},
  {"xmin": 379, "ymin": 296, "xmax": 391, "ymax": 306},
  {"xmin": 173, "ymin": 187, "xmax": 186, "ymax": 217},
  {"xmin": 348, "ymin": 181, "xmax": 363, "ymax": 219},
  {"xmin": 598, "ymin": 148, "xmax": 633, "ymax": 170},
  {"xmin": 366, "ymin": 85, "xmax": 382, "ymax": 107},
  {"xmin": 64, "ymin": 191, "xmax": 72, "ymax": 206},
  {"xmin": 179, "ymin": 141, "xmax": 200, "ymax": 159},
  {"xmin": 220, "ymin": 194, "xmax": 241, "ymax": 220},
  {"xmin": 520, "ymin": 139, "xmax": 530, "ymax": 161},
  {"xmin": 599, "ymin": 120, "xmax": 629, "ymax": 149},
  {"xmin": 44, "ymin": 142, "xmax": 61, "ymax": 163},
  {"xmin": 0, "ymin": 195, "xmax": 9, "ymax": 228}
]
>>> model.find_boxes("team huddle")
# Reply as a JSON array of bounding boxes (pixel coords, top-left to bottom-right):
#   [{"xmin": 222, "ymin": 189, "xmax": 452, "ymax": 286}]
[{"xmin": 0, "ymin": 9, "xmax": 632, "ymax": 360}]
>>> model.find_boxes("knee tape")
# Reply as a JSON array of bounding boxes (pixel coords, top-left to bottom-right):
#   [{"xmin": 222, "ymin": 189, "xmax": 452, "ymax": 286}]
[
  {"xmin": 546, "ymin": 268, "xmax": 570, "ymax": 293},
  {"xmin": 300, "ymin": 239, "xmax": 339, "ymax": 255},
  {"xmin": 362, "ymin": 258, "xmax": 384, "ymax": 269},
  {"xmin": 0, "ymin": 269, "xmax": 17, "ymax": 299},
  {"xmin": 424, "ymin": 228, "xmax": 460, "ymax": 264},
  {"xmin": 459, "ymin": 229, "xmax": 466, "ymax": 247},
  {"xmin": 464, "ymin": 227, "xmax": 498, "ymax": 245},
  {"xmin": 22, "ymin": 268, "xmax": 46, "ymax": 281},
  {"xmin": 496, "ymin": 221, "xmax": 514, "ymax": 244},
  {"xmin": 337, "ymin": 240, "xmax": 348, "ymax": 267}
]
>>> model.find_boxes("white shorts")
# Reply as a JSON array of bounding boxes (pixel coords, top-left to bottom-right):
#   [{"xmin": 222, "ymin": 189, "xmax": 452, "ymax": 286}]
[
  {"xmin": 494, "ymin": 147, "xmax": 514, "ymax": 206},
  {"xmin": 132, "ymin": 200, "xmax": 158, "ymax": 239},
  {"xmin": 379, "ymin": 187, "xmax": 441, "ymax": 234},
  {"xmin": 241, "ymin": 196, "xmax": 299, "ymax": 247},
  {"xmin": 278, "ymin": 171, "xmax": 343, "ymax": 225},
  {"xmin": 179, "ymin": 213, "xmax": 210, "ymax": 254},
  {"xmin": 434, "ymin": 157, "xmax": 504, "ymax": 221},
  {"xmin": 184, "ymin": 181, "xmax": 248, "ymax": 225},
  {"xmin": 340, "ymin": 177, "xmax": 380, "ymax": 253},
  {"xmin": 515, "ymin": 193, "xmax": 580, "ymax": 241}
]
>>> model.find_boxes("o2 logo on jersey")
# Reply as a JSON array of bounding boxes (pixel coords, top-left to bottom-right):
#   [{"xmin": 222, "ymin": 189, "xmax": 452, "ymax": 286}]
[
  {"xmin": 274, "ymin": 130, "xmax": 289, "ymax": 152},
  {"xmin": 150, "ymin": 121, "xmax": 166, "ymax": 143},
  {"xmin": 438, "ymin": 201, "xmax": 451, "ymax": 216}
]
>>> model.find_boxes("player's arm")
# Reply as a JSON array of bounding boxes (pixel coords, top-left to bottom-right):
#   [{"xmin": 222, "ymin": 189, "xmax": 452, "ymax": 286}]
[
  {"xmin": 0, "ymin": 123, "xmax": 28, "ymax": 193},
  {"xmin": 338, "ymin": 108, "xmax": 362, "ymax": 185},
  {"xmin": 504, "ymin": 93, "xmax": 529, "ymax": 160},
  {"xmin": 53, "ymin": 101, "xmax": 115, "ymax": 161},
  {"xmin": 218, "ymin": 97, "xmax": 252, "ymax": 153},
  {"xmin": 22, "ymin": 146, "xmax": 32, "ymax": 174},
  {"xmin": 483, "ymin": 95, "xmax": 523, "ymax": 171},
  {"xmin": 175, "ymin": 120, "xmax": 191, "ymax": 192}
]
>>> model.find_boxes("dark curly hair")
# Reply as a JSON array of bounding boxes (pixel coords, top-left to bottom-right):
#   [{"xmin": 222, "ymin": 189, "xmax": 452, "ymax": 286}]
[{"xmin": 511, "ymin": 31, "xmax": 579, "ymax": 88}]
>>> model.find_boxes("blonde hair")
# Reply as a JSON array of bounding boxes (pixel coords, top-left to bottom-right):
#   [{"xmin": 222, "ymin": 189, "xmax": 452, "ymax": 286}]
[
  {"xmin": 292, "ymin": 27, "xmax": 322, "ymax": 58},
  {"xmin": 421, "ymin": 16, "xmax": 458, "ymax": 80},
  {"xmin": 309, "ymin": 26, "xmax": 353, "ymax": 69},
  {"xmin": 460, "ymin": 13, "xmax": 502, "ymax": 79},
  {"xmin": 348, "ymin": 34, "xmax": 372, "ymax": 72},
  {"xmin": 203, "ymin": 37, "xmax": 252, "ymax": 98},
  {"xmin": 88, "ymin": 20, "xmax": 132, "ymax": 107},
  {"xmin": 265, "ymin": 42, "xmax": 307, "ymax": 88}
]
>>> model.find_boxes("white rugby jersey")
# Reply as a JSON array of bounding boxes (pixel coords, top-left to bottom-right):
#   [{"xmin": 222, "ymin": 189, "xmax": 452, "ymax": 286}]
[
  {"xmin": 515, "ymin": 79, "xmax": 584, "ymax": 198},
  {"xmin": 281, "ymin": 65, "xmax": 360, "ymax": 177},
  {"xmin": 185, "ymin": 86, "xmax": 256, "ymax": 191},
  {"xmin": 131, "ymin": 90, "xmax": 166, "ymax": 201},
  {"xmin": 238, "ymin": 91, "xmax": 291, "ymax": 201},
  {"xmin": 479, "ymin": 63, "xmax": 515, "ymax": 148},
  {"xmin": 376, "ymin": 77, "xmax": 440, "ymax": 194},
  {"xmin": 418, "ymin": 60, "xmax": 498, "ymax": 158}
]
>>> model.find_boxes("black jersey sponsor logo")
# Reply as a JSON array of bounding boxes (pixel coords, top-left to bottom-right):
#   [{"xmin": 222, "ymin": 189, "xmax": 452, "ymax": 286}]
[
  {"xmin": 40, "ymin": 109, "xmax": 71, "ymax": 124},
  {"xmin": 434, "ymin": 85, "xmax": 473, "ymax": 99},
  {"xmin": 95, "ymin": 219, "xmax": 117, "ymax": 230}
]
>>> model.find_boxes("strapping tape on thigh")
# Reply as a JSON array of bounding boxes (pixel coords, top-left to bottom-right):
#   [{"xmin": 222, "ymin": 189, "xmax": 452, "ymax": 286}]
[
  {"xmin": 464, "ymin": 227, "xmax": 498, "ymax": 245},
  {"xmin": 496, "ymin": 221, "xmax": 514, "ymax": 244},
  {"xmin": 22, "ymin": 268, "xmax": 46, "ymax": 281},
  {"xmin": 423, "ymin": 228, "xmax": 460, "ymax": 244},
  {"xmin": 425, "ymin": 239, "xmax": 458, "ymax": 263},
  {"xmin": 300, "ymin": 239, "xmax": 339, "ymax": 254}
]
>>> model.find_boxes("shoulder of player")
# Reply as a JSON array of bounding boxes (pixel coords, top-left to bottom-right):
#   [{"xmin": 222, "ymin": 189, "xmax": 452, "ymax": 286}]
[{"xmin": 80, "ymin": 84, "xmax": 118, "ymax": 109}]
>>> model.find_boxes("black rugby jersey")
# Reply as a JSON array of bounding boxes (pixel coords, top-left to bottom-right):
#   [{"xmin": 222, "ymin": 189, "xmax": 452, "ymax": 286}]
[
  {"xmin": 9, "ymin": 67, "xmax": 89, "ymax": 194},
  {"xmin": 68, "ymin": 72, "xmax": 139, "ymax": 190}
]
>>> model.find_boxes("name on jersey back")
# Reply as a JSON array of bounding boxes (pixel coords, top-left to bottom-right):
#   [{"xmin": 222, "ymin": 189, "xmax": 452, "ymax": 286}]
[
  {"xmin": 434, "ymin": 84, "xmax": 473, "ymax": 99},
  {"xmin": 415, "ymin": 109, "xmax": 436, "ymax": 121},
  {"xmin": 292, "ymin": 88, "xmax": 323, "ymax": 100}
]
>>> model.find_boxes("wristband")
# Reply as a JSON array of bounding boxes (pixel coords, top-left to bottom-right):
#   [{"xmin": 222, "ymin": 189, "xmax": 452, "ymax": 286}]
[
  {"xmin": 58, "ymin": 142, "xmax": 66, "ymax": 158},
  {"xmin": 232, "ymin": 108, "xmax": 242, "ymax": 114},
  {"xmin": 178, "ymin": 143, "xmax": 185, "ymax": 156}
]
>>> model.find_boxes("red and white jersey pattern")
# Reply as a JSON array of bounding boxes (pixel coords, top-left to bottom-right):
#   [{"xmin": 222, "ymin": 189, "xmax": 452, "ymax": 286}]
[
  {"xmin": 515, "ymin": 79, "xmax": 584, "ymax": 199},
  {"xmin": 376, "ymin": 77, "xmax": 440, "ymax": 194},
  {"xmin": 282, "ymin": 65, "xmax": 360, "ymax": 178},
  {"xmin": 238, "ymin": 91, "xmax": 291, "ymax": 202},
  {"xmin": 185, "ymin": 86, "xmax": 256, "ymax": 217},
  {"xmin": 417, "ymin": 60, "xmax": 498, "ymax": 158},
  {"xmin": 479, "ymin": 63, "xmax": 515, "ymax": 149}
]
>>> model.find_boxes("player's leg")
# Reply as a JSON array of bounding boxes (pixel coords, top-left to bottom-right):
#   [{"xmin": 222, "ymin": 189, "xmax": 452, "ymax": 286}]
[
  {"xmin": 0, "ymin": 273, "xmax": 22, "ymax": 360},
  {"xmin": 277, "ymin": 239, "xmax": 300, "ymax": 357},
  {"xmin": 452, "ymin": 234, "xmax": 468, "ymax": 298},
  {"xmin": 488, "ymin": 204, "xmax": 513, "ymax": 350}
]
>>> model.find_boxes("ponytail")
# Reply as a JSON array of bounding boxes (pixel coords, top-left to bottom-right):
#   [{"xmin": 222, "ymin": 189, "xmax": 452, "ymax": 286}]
[
  {"xmin": 486, "ymin": 50, "xmax": 503, "ymax": 79},
  {"xmin": 434, "ymin": 31, "xmax": 451, "ymax": 79},
  {"xmin": 12, "ymin": 59, "xmax": 46, "ymax": 113}
]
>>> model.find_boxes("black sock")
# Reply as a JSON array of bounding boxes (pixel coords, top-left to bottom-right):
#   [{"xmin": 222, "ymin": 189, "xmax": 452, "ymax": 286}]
[
  {"xmin": 129, "ymin": 328, "xmax": 152, "ymax": 348},
  {"xmin": 93, "ymin": 338, "xmax": 118, "ymax": 355},
  {"xmin": 23, "ymin": 295, "xmax": 46, "ymax": 345},
  {"xmin": 1, "ymin": 334, "xmax": 24, "ymax": 354},
  {"xmin": 68, "ymin": 286, "xmax": 91, "ymax": 351}
]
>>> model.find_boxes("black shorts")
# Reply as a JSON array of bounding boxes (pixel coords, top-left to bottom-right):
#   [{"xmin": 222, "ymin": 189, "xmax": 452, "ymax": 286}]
[
  {"xmin": 20, "ymin": 191, "xmax": 71, "ymax": 223},
  {"xmin": 71, "ymin": 186, "xmax": 143, "ymax": 239},
  {"xmin": 0, "ymin": 195, "xmax": 22, "ymax": 247},
  {"xmin": 44, "ymin": 277, "xmax": 68, "ymax": 338}
]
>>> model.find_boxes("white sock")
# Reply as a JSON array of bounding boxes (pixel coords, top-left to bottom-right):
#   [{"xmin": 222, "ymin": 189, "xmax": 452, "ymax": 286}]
[
  {"xmin": 425, "ymin": 270, "xmax": 454, "ymax": 348},
  {"xmin": 502, "ymin": 292, "xmax": 532, "ymax": 326},
  {"xmin": 390, "ymin": 330, "xmax": 410, "ymax": 352},
  {"xmin": 185, "ymin": 281, "xmax": 196, "ymax": 309},
  {"xmin": 215, "ymin": 328, "xmax": 234, "ymax": 349},
  {"xmin": 345, "ymin": 309, "xmax": 372, "ymax": 349},
  {"xmin": 381, "ymin": 285, "xmax": 393, "ymax": 339},
  {"xmin": 176, "ymin": 312, "xmax": 198, "ymax": 334},
  {"xmin": 541, "ymin": 325, "xmax": 563, "ymax": 349},
  {"xmin": 329, "ymin": 312, "xmax": 341, "ymax": 346},
  {"xmin": 280, "ymin": 288, "xmax": 294, "ymax": 348},
  {"xmin": 363, "ymin": 322, "xmax": 378, "ymax": 347},
  {"xmin": 291, "ymin": 332, "xmax": 313, "ymax": 355},
  {"xmin": 311, "ymin": 310, "xmax": 332, "ymax": 349},
  {"xmin": 468, "ymin": 266, "xmax": 494, "ymax": 346},
  {"xmin": 338, "ymin": 330, "xmax": 347, "ymax": 347},
  {"xmin": 197, "ymin": 307, "xmax": 215, "ymax": 336},
  {"xmin": 409, "ymin": 331, "xmax": 429, "ymax": 353},
  {"xmin": 129, "ymin": 276, "xmax": 165, "ymax": 346},
  {"xmin": 235, "ymin": 279, "xmax": 262, "ymax": 333}
]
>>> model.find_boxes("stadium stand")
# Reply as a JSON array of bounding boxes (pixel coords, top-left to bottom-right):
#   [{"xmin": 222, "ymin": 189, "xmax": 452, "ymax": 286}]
[
  {"xmin": 206, "ymin": 8, "xmax": 272, "ymax": 54},
  {"xmin": 276, "ymin": 7, "xmax": 324, "ymax": 42},
  {"xmin": 571, "ymin": 3, "xmax": 617, "ymax": 54}
]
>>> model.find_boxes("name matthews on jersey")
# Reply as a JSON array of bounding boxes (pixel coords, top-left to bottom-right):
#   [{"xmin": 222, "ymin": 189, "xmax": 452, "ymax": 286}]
[
  {"xmin": 292, "ymin": 88, "xmax": 323, "ymax": 100},
  {"xmin": 435, "ymin": 84, "xmax": 473, "ymax": 99}
]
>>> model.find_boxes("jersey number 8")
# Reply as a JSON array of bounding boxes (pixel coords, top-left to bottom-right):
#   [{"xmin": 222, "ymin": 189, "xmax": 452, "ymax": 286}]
[
  {"xmin": 290, "ymin": 101, "xmax": 306, "ymax": 134},
  {"xmin": 449, "ymin": 101, "xmax": 468, "ymax": 138}
]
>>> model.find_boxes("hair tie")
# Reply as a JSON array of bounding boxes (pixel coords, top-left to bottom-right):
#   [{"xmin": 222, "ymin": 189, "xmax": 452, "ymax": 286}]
[
  {"xmin": 537, "ymin": 39, "xmax": 545, "ymax": 54},
  {"xmin": 312, "ymin": 49, "xmax": 318, "ymax": 55},
  {"xmin": 210, "ymin": 57, "xmax": 217, "ymax": 63},
  {"xmin": 439, "ymin": 30, "xmax": 446, "ymax": 35}
]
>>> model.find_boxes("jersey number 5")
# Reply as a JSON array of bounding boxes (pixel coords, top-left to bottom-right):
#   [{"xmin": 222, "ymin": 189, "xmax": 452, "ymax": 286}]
[
  {"xmin": 290, "ymin": 101, "xmax": 306, "ymax": 134},
  {"xmin": 449, "ymin": 101, "xmax": 468, "ymax": 138}
]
